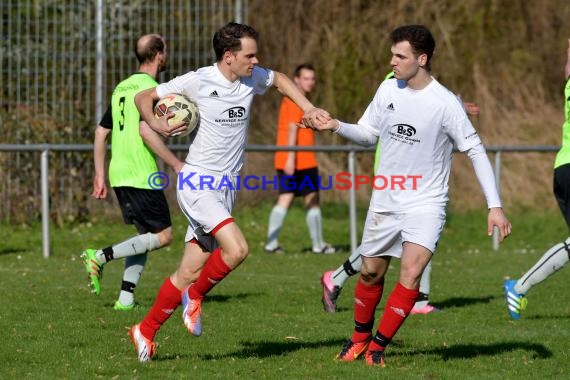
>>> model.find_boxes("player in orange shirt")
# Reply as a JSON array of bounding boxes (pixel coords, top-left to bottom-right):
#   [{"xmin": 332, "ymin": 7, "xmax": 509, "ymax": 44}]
[{"xmin": 265, "ymin": 64, "xmax": 336, "ymax": 254}]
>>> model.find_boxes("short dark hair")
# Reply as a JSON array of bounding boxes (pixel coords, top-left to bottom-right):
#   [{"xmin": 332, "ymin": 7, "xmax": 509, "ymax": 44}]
[
  {"xmin": 213, "ymin": 22, "xmax": 259, "ymax": 61},
  {"xmin": 134, "ymin": 34, "xmax": 166, "ymax": 64},
  {"xmin": 390, "ymin": 25, "xmax": 435, "ymax": 71},
  {"xmin": 293, "ymin": 63, "xmax": 315, "ymax": 77}
]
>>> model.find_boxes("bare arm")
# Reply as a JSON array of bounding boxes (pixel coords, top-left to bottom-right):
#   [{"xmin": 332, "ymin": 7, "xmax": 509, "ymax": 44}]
[
  {"xmin": 134, "ymin": 87, "xmax": 187, "ymax": 138},
  {"xmin": 139, "ymin": 121, "xmax": 184, "ymax": 173},
  {"xmin": 92, "ymin": 126, "xmax": 110, "ymax": 199},
  {"xmin": 272, "ymin": 71, "xmax": 330, "ymax": 125},
  {"xmin": 284, "ymin": 121, "xmax": 298, "ymax": 175}
]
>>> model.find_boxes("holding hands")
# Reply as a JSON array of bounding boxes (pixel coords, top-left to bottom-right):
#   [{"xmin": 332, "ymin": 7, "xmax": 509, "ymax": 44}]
[{"xmin": 301, "ymin": 107, "xmax": 339, "ymax": 132}]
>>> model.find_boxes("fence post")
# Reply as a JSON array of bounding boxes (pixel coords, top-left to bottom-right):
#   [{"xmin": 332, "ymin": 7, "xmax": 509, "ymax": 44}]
[
  {"xmin": 235, "ymin": 0, "xmax": 243, "ymax": 23},
  {"xmin": 493, "ymin": 150, "xmax": 502, "ymax": 251},
  {"xmin": 95, "ymin": 0, "xmax": 105, "ymax": 123},
  {"xmin": 41, "ymin": 149, "xmax": 50, "ymax": 258},
  {"xmin": 348, "ymin": 150, "xmax": 357, "ymax": 254}
]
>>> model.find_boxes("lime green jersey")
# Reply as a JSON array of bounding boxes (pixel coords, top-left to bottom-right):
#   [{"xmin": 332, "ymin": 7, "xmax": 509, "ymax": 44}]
[
  {"xmin": 554, "ymin": 78, "xmax": 570, "ymax": 168},
  {"xmin": 108, "ymin": 73, "xmax": 158, "ymax": 188},
  {"xmin": 374, "ymin": 143, "xmax": 382, "ymax": 173}
]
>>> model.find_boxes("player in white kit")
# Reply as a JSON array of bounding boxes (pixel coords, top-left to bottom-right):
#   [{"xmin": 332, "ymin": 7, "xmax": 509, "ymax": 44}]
[
  {"xmin": 126, "ymin": 22, "xmax": 330, "ymax": 362},
  {"xmin": 305, "ymin": 25, "xmax": 511, "ymax": 367}
]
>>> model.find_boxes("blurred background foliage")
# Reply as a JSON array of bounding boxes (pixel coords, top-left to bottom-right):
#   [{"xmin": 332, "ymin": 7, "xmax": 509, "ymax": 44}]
[
  {"xmin": 246, "ymin": 0, "xmax": 570, "ymax": 211},
  {"xmin": 2, "ymin": 0, "xmax": 570, "ymax": 223}
]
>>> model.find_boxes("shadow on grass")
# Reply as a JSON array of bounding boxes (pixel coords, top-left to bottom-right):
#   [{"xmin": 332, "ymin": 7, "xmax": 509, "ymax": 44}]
[
  {"xmin": 300, "ymin": 244, "xmax": 349, "ymax": 254},
  {"xmin": 161, "ymin": 339, "xmax": 551, "ymax": 363},
  {"xmin": 205, "ymin": 292, "xmax": 264, "ymax": 303},
  {"xmin": 200, "ymin": 337, "xmax": 347, "ymax": 360},
  {"xmin": 435, "ymin": 295, "xmax": 496, "ymax": 309},
  {"xmin": 154, "ymin": 353, "xmax": 191, "ymax": 362},
  {"xmin": 0, "ymin": 247, "xmax": 27, "ymax": 256},
  {"xmin": 525, "ymin": 314, "xmax": 570, "ymax": 320},
  {"xmin": 409, "ymin": 341, "xmax": 552, "ymax": 360},
  {"xmin": 130, "ymin": 292, "xmax": 263, "ymax": 311},
  {"xmin": 317, "ymin": 295, "xmax": 497, "ymax": 314}
]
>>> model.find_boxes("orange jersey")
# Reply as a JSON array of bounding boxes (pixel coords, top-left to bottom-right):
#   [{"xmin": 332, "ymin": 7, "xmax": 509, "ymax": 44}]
[{"xmin": 274, "ymin": 96, "xmax": 318, "ymax": 170}]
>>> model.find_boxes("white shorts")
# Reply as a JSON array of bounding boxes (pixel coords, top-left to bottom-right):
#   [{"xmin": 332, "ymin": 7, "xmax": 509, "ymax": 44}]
[
  {"xmin": 177, "ymin": 164, "xmax": 237, "ymax": 252},
  {"xmin": 359, "ymin": 208, "xmax": 446, "ymax": 258}
]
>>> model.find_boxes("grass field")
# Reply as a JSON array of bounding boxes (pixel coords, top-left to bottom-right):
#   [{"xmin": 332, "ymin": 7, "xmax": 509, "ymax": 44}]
[{"xmin": 1, "ymin": 201, "xmax": 569, "ymax": 379}]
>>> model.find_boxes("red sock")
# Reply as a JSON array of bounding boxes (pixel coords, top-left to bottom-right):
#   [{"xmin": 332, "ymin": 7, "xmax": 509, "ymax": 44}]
[
  {"xmin": 369, "ymin": 282, "xmax": 419, "ymax": 351},
  {"xmin": 187, "ymin": 248, "xmax": 231, "ymax": 299},
  {"xmin": 351, "ymin": 278, "xmax": 384, "ymax": 343},
  {"xmin": 139, "ymin": 277, "xmax": 182, "ymax": 341}
]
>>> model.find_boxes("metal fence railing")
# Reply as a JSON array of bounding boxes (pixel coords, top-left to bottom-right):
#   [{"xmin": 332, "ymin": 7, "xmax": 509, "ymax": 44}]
[
  {"xmin": 1, "ymin": 0, "xmax": 247, "ymax": 133},
  {"xmin": 0, "ymin": 143, "xmax": 560, "ymax": 258},
  {"xmin": 1, "ymin": 0, "xmax": 248, "ymax": 226}
]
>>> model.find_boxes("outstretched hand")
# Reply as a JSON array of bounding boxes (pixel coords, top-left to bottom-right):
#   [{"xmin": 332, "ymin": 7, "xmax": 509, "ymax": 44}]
[
  {"xmin": 300, "ymin": 107, "xmax": 340, "ymax": 131},
  {"xmin": 488, "ymin": 207, "xmax": 512, "ymax": 243},
  {"xmin": 300, "ymin": 108, "xmax": 331, "ymax": 129}
]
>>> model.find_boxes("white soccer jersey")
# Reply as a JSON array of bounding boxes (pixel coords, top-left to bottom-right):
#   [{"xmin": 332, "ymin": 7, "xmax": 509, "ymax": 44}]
[
  {"xmin": 156, "ymin": 64, "xmax": 274, "ymax": 173},
  {"xmin": 360, "ymin": 77, "xmax": 481, "ymax": 212}
]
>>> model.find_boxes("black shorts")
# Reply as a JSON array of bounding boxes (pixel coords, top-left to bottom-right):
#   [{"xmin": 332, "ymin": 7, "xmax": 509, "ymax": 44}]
[
  {"xmin": 554, "ymin": 164, "xmax": 570, "ymax": 228},
  {"xmin": 276, "ymin": 167, "xmax": 320, "ymax": 197},
  {"xmin": 113, "ymin": 187, "xmax": 172, "ymax": 234}
]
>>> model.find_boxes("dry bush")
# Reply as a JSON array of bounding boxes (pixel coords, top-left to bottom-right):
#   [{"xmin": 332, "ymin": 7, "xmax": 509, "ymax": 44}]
[
  {"xmin": 0, "ymin": 104, "xmax": 93, "ymax": 224},
  {"xmin": 246, "ymin": 0, "xmax": 570, "ymax": 211},
  {"xmin": 5, "ymin": 1, "xmax": 569, "ymax": 223}
]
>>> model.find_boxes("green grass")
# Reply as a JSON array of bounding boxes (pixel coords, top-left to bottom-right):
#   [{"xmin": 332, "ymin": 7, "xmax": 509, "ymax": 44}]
[{"xmin": 1, "ymin": 201, "xmax": 569, "ymax": 379}]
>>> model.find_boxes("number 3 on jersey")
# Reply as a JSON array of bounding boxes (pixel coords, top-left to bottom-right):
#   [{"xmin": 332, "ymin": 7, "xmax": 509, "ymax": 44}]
[{"xmin": 118, "ymin": 96, "xmax": 126, "ymax": 131}]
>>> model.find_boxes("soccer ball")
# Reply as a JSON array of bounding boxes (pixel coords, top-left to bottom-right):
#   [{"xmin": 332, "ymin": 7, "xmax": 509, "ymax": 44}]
[{"xmin": 154, "ymin": 93, "xmax": 200, "ymax": 137}]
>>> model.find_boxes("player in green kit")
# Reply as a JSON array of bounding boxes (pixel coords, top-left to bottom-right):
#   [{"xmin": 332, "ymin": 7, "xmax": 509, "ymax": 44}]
[
  {"xmin": 504, "ymin": 38, "xmax": 570, "ymax": 319},
  {"xmin": 81, "ymin": 34, "xmax": 174, "ymax": 310}
]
